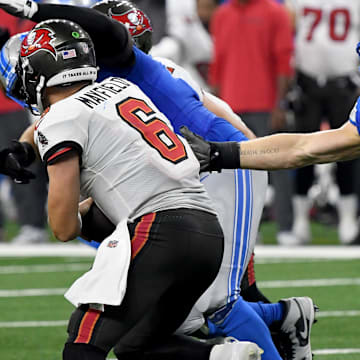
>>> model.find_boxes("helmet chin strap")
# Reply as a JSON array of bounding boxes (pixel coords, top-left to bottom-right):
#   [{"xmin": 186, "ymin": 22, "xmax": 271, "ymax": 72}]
[{"xmin": 35, "ymin": 75, "xmax": 46, "ymax": 116}]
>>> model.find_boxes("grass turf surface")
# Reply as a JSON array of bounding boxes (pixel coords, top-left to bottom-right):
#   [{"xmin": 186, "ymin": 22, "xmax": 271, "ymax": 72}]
[{"xmin": 0, "ymin": 256, "xmax": 359, "ymax": 359}]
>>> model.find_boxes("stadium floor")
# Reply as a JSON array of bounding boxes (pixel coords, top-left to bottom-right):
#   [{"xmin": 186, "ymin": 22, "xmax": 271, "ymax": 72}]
[{"xmin": 0, "ymin": 244, "xmax": 359, "ymax": 360}]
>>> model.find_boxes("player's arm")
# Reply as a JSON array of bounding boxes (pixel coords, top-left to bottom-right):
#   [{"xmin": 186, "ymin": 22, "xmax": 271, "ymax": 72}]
[
  {"xmin": 0, "ymin": 0, "xmax": 134, "ymax": 67},
  {"xmin": 238, "ymin": 122, "xmax": 360, "ymax": 169},
  {"xmin": 180, "ymin": 122, "xmax": 360, "ymax": 171},
  {"xmin": 47, "ymin": 152, "xmax": 82, "ymax": 242},
  {"xmin": 202, "ymin": 91, "xmax": 256, "ymax": 139}
]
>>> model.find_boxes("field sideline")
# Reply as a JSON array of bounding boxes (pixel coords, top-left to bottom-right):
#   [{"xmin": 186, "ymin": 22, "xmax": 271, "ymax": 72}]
[{"xmin": 0, "ymin": 244, "xmax": 359, "ymax": 360}]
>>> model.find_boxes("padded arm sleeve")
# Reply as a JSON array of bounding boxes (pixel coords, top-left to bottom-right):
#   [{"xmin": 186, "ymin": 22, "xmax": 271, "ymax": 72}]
[{"xmin": 32, "ymin": 4, "xmax": 134, "ymax": 67}]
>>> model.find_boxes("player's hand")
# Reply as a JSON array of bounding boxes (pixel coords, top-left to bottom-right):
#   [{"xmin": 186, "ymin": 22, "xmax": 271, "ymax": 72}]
[
  {"xmin": 180, "ymin": 126, "xmax": 212, "ymax": 172},
  {"xmin": 180, "ymin": 126, "xmax": 241, "ymax": 172},
  {"xmin": 0, "ymin": 0, "xmax": 38, "ymax": 19},
  {"xmin": 9, "ymin": 140, "xmax": 36, "ymax": 167},
  {"xmin": 0, "ymin": 141, "xmax": 36, "ymax": 184}
]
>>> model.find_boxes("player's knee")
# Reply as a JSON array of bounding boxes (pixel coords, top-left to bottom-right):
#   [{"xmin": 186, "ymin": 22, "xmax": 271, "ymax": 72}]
[{"xmin": 63, "ymin": 343, "xmax": 107, "ymax": 360}]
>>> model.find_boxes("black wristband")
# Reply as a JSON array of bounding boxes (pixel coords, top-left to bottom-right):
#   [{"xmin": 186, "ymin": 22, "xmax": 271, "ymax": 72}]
[{"xmin": 209, "ymin": 141, "xmax": 240, "ymax": 171}]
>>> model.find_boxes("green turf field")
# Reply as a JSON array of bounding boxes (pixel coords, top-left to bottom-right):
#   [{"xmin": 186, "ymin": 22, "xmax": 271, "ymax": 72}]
[{"xmin": 0, "ymin": 254, "xmax": 359, "ymax": 360}]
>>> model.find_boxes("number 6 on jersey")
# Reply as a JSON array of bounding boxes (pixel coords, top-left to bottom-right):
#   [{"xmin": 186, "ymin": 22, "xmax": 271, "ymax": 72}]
[{"xmin": 116, "ymin": 97, "xmax": 188, "ymax": 164}]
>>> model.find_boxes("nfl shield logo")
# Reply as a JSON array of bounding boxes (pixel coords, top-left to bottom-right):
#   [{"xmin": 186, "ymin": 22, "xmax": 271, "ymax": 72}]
[{"xmin": 107, "ymin": 240, "xmax": 119, "ymax": 248}]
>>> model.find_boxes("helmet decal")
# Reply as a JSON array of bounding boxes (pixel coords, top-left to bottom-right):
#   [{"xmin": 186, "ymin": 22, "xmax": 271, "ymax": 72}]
[
  {"xmin": 20, "ymin": 28, "xmax": 57, "ymax": 59},
  {"xmin": 109, "ymin": 8, "xmax": 152, "ymax": 37}
]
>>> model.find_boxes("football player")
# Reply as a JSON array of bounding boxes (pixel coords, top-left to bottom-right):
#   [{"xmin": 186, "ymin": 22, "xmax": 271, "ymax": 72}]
[
  {"xmin": 15, "ymin": 18, "xmax": 263, "ymax": 360},
  {"xmin": 0, "ymin": 1, "xmax": 317, "ymax": 359}
]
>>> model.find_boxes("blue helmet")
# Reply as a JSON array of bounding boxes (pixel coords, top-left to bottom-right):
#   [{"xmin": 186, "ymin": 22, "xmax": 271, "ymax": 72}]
[
  {"xmin": 356, "ymin": 42, "xmax": 360, "ymax": 58},
  {"xmin": 0, "ymin": 32, "xmax": 28, "ymax": 108}
]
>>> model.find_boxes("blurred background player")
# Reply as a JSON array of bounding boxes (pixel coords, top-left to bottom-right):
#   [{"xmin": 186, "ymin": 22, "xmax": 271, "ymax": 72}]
[
  {"xmin": 0, "ymin": 12, "xmax": 48, "ymax": 244},
  {"xmin": 286, "ymin": 0, "xmax": 360, "ymax": 245},
  {"xmin": 209, "ymin": 0, "xmax": 297, "ymax": 246},
  {"xmin": 151, "ymin": 0, "xmax": 219, "ymax": 92},
  {"xmin": 0, "ymin": 0, "xmax": 317, "ymax": 358}
]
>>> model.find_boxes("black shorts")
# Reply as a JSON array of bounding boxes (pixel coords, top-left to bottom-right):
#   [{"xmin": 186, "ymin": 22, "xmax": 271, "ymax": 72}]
[
  {"xmin": 65, "ymin": 208, "xmax": 224, "ymax": 356},
  {"xmin": 295, "ymin": 71, "xmax": 358, "ymax": 132}
]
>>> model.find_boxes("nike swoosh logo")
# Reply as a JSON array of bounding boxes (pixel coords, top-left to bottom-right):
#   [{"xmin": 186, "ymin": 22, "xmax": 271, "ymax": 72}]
[{"xmin": 295, "ymin": 298, "xmax": 309, "ymax": 346}]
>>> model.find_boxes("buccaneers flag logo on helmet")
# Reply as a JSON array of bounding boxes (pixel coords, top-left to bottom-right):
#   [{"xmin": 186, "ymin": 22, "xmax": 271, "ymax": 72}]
[
  {"xmin": 110, "ymin": 8, "xmax": 152, "ymax": 38},
  {"xmin": 20, "ymin": 28, "xmax": 56, "ymax": 59}
]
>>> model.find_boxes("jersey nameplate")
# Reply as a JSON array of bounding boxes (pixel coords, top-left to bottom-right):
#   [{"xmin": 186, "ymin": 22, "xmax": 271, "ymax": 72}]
[{"xmin": 75, "ymin": 77, "xmax": 131, "ymax": 109}]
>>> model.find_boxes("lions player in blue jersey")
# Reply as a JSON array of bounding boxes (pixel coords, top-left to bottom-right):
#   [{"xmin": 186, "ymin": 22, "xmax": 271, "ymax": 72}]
[{"xmin": 0, "ymin": 1, "xmax": 317, "ymax": 359}]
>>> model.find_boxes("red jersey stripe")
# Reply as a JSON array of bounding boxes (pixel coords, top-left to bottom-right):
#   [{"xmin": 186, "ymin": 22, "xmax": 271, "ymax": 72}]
[
  {"xmin": 131, "ymin": 213, "xmax": 156, "ymax": 259},
  {"xmin": 74, "ymin": 309, "xmax": 101, "ymax": 344},
  {"xmin": 47, "ymin": 147, "xmax": 72, "ymax": 163}
]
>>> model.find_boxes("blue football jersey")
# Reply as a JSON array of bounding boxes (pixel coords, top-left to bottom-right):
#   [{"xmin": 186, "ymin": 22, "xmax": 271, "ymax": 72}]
[
  {"xmin": 349, "ymin": 96, "xmax": 360, "ymax": 135},
  {"xmin": 98, "ymin": 46, "xmax": 248, "ymax": 143}
]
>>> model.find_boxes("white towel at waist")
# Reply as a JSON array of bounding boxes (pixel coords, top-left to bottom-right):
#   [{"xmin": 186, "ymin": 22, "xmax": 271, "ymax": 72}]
[{"xmin": 65, "ymin": 218, "xmax": 131, "ymax": 309}]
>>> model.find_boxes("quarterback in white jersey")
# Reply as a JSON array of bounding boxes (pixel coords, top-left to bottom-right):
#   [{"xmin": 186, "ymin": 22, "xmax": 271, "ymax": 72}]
[{"xmin": 35, "ymin": 76, "xmax": 215, "ymax": 223}]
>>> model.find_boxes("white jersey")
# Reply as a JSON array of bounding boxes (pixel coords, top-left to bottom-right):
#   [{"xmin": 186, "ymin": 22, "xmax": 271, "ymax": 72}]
[
  {"xmin": 288, "ymin": 0, "xmax": 360, "ymax": 79},
  {"xmin": 34, "ymin": 77, "xmax": 215, "ymax": 224}
]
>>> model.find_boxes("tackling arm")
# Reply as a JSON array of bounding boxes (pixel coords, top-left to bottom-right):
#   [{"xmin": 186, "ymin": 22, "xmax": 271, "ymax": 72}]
[
  {"xmin": 239, "ymin": 122, "xmax": 360, "ymax": 170},
  {"xmin": 181, "ymin": 122, "xmax": 360, "ymax": 171},
  {"xmin": 202, "ymin": 91, "xmax": 256, "ymax": 139}
]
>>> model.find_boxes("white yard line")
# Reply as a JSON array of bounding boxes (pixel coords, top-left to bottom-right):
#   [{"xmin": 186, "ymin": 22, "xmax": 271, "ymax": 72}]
[
  {"xmin": 1, "ymin": 244, "xmax": 360, "ymax": 258},
  {"xmin": 254, "ymin": 245, "xmax": 360, "ymax": 259},
  {"xmin": 317, "ymin": 310, "xmax": 360, "ymax": 318},
  {"xmin": 0, "ymin": 288, "xmax": 67, "ymax": 297},
  {"xmin": 313, "ymin": 348, "xmax": 360, "ymax": 355},
  {"xmin": 0, "ymin": 263, "xmax": 91, "ymax": 274},
  {"xmin": 0, "ymin": 320, "xmax": 67, "ymax": 328},
  {"xmin": 0, "ymin": 244, "xmax": 96, "ymax": 257},
  {"xmin": 258, "ymin": 278, "xmax": 360, "ymax": 288}
]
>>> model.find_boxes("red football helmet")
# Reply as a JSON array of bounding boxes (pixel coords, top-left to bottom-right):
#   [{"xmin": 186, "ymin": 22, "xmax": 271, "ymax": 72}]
[{"xmin": 92, "ymin": 0, "xmax": 153, "ymax": 54}]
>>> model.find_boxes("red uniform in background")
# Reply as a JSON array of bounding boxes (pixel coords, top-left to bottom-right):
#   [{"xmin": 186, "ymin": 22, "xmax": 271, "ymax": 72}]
[
  {"xmin": 209, "ymin": 0, "xmax": 296, "ymax": 245},
  {"xmin": 209, "ymin": 0, "xmax": 293, "ymax": 113}
]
